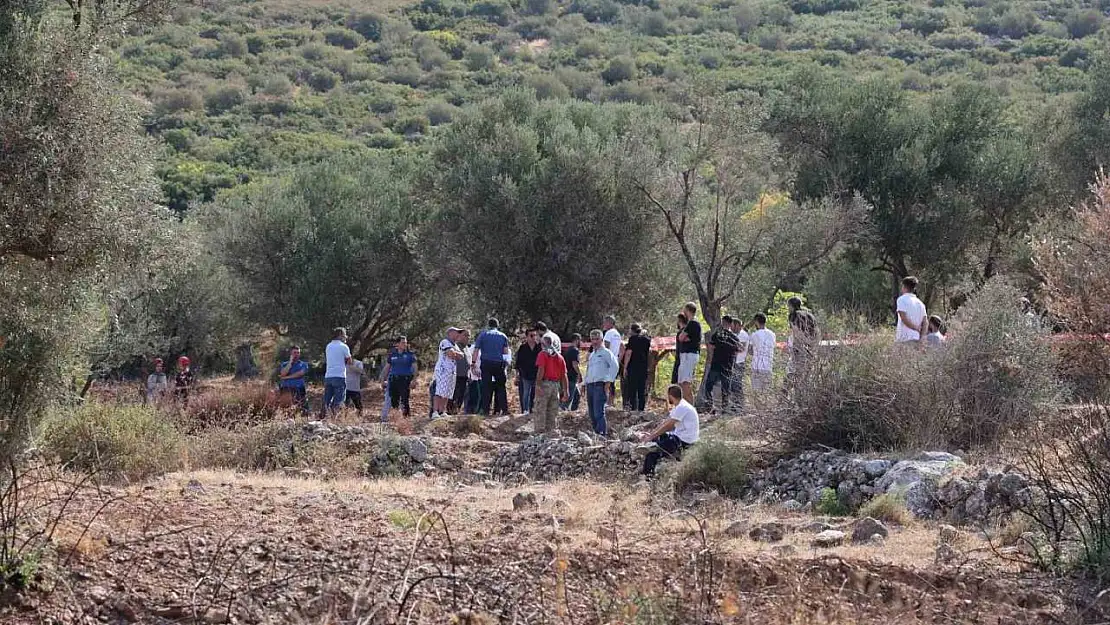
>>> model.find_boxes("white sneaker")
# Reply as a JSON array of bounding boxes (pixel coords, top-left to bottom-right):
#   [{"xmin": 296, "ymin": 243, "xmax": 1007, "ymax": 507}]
[{"xmin": 430, "ymin": 412, "xmax": 441, "ymax": 420}]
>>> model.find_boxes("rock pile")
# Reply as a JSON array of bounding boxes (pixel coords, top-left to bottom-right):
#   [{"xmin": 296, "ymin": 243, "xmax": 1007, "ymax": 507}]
[
  {"xmin": 751, "ymin": 449, "xmax": 1031, "ymax": 525},
  {"xmin": 490, "ymin": 433, "xmax": 642, "ymax": 480}
]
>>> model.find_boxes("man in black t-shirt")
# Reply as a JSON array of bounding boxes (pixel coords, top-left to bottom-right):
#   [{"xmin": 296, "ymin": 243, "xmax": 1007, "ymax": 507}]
[
  {"xmin": 621, "ymin": 323, "xmax": 653, "ymax": 411},
  {"xmin": 676, "ymin": 302, "xmax": 702, "ymax": 403},
  {"xmin": 561, "ymin": 333, "xmax": 582, "ymax": 411},
  {"xmin": 705, "ymin": 315, "xmax": 740, "ymax": 412}
]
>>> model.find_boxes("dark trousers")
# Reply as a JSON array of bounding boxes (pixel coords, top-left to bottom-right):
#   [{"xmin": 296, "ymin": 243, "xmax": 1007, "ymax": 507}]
[
  {"xmin": 388, "ymin": 375, "xmax": 412, "ymax": 416},
  {"xmin": 704, "ymin": 366, "xmax": 733, "ymax": 410},
  {"xmin": 624, "ymin": 371, "xmax": 647, "ymax": 411},
  {"xmin": 561, "ymin": 378, "xmax": 580, "ymax": 411},
  {"xmin": 642, "ymin": 433, "xmax": 690, "ymax": 476},
  {"xmin": 345, "ymin": 390, "xmax": 362, "ymax": 412},
  {"xmin": 480, "ymin": 360, "xmax": 509, "ymax": 416},
  {"xmin": 449, "ymin": 375, "xmax": 467, "ymax": 413},
  {"xmin": 586, "ymin": 382, "xmax": 608, "ymax": 435},
  {"xmin": 464, "ymin": 380, "xmax": 481, "ymax": 414}
]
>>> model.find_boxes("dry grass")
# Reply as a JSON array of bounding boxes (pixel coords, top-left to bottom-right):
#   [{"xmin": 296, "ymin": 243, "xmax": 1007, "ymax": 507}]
[{"xmin": 859, "ymin": 493, "xmax": 913, "ymax": 525}]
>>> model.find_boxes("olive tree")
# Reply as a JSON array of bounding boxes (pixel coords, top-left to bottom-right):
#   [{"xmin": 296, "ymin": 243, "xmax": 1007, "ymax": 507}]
[
  {"xmin": 209, "ymin": 154, "xmax": 437, "ymax": 358},
  {"xmin": 620, "ymin": 93, "xmax": 864, "ymax": 328},
  {"xmin": 0, "ymin": 0, "xmax": 167, "ymax": 457},
  {"xmin": 422, "ymin": 91, "xmax": 663, "ymax": 335}
]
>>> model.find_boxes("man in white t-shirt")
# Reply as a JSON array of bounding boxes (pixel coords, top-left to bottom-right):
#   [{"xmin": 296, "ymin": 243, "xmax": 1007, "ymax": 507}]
[
  {"xmin": 730, "ymin": 317, "xmax": 750, "ymax": 411},
  {"xmin": 324, "ymin": 327, "xmax": 353, "ymax": 417},
  {"xmin": 602, "ymin": 315, "xmax": 622, "ymax": 408},
  {"xmin": 748, "ymin": 313, "xmax": 777, "ymax": 407},
  {"xmin": 895, "ymin": 276, "xmax": 928, "ymax": 345},
  {"xmin": 638, "ymin": 384, "xmax": 699, "ymax": 477}
]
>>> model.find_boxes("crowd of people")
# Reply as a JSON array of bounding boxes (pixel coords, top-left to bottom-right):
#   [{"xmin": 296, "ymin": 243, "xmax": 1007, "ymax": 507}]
[{"xmin": 144, "ymin": 279, "xmax": 952, "ymax": 477}]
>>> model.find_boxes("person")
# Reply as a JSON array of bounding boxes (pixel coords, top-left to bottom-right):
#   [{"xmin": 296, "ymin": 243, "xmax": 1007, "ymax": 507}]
[
  {"xmin": 638, "ymin": 384, "xmax": 699, "ymax": 478},
  {"xmin": 786, "ymin": 297, "xmax": 819, "ymax": 388},
  {"xmin": 926, "ymin": 315, "xmax": 946, "ymax": 347},
  {"xmin": 173, "ymin": 355, "xmax": 194, "ymax": 404},
  {"xmin": 473, "ymin": 318, "xmax": 511, "ymax": 416},
  {"xmin": 583, "ymin": 329, "xmax": 619, "ymax": 436},
  {"xmin": 533, "ymin": 335, "xmax": 569, "ymax": 434},
  {"xmin": 602, "ymin": 315, "xmax": 623, "ymax": 408},
  {"xmin": 345, "ymin": 357, "xmax": 365, "ymax": 414},
  {"xmin": 895, "ymin": 276, "xmax": 928, "ymax": 346},
  {"xmin": 514, "ymin": 328, "xmax": 542, "ymax": 414},
  {"xmin": 730, "ymin": 317, "xmax": 750, "ymax": 412},
  {"xmin": 146, "ymin": 358, "xmax": 169, "ymax": 403},
  {"xmin": 432, "ymin": 328, "xmax": 466, "ymax": 419},
  {"xmin": 323, "ymin": 328, "xmax": 353, "ymax": 417},
  {"xmin": 561, "ymin": 333, "xmax": 582, "ymax": 412},
  {"xmin": 671, "ymin": 313, "xmax": 687, "ymax": 384},
  {"xmin": 464, "ymin": 338, "xmax": 482, "ymax": 414},
  {"xmin": 749, "ymin": 313, "xmax": 777, "ymax": 406},
  {"xmin": 676, "ymin": 302, "xmax": 702, "ymax": 404},
  {"xmin": 704, "ymin": 315, "xmax": 740, "ymax": 413},
  {"xmin": 381, "ymin": 336, "xmax": 417, "ymax": 419},
  {"xmin": 622, "ymin": 323, "xmax": 652, "ymax": 412},
  {"xmin": 449, "ymin": 329, "xmax": 471, "ymax": 414},
  {"xmin": 534, "ymin": 321, "xmax": 561, "ymax": 353},
  {"xmin": 278, "ymin": 346, "xmax": 309, "ymax": 414}
]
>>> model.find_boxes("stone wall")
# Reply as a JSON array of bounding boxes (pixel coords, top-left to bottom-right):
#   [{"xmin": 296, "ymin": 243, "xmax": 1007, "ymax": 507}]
[
  {"xmin": 490, "ymin": 432, "xmax": 642, "ymax": 480},
  {"xmin": 750, "ymin": 449, "xmax": 1031, "ymax": 525}
]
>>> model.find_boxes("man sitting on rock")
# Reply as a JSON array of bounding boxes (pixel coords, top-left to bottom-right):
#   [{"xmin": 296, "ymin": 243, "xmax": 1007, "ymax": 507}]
[{"xmin": 638, "ymin": 384, "xmax": 700, "ymax": 477}]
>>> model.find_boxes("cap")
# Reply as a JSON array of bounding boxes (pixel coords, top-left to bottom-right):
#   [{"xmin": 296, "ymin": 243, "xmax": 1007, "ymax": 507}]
[
  {"xmin": 178, "ymin": 356, "xmax": 191, "ymax": 366},
  {"xmin": 448, "ymin": 327, "xmax": 463, "ymax": 333}
]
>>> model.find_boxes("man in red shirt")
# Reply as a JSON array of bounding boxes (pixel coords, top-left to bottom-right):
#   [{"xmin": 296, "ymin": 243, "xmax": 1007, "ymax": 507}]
[{"xmin": 533, "ymin": 335, "xmax": 569, "ymax": 434}]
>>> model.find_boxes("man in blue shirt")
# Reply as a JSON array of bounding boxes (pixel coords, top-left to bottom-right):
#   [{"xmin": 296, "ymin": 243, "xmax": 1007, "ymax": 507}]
[
  {"xmin": 279, "ymin": 346, "xmax": 309, "ymax": 414},
  {"xmin": 471, "ymin": 317, "xmax": 511, "ymax": 416},
  {"xmin": 380, "ymin": 336, "xmax": 417, "ymax": 418},
  {"xmin": 584, "ymin": 329, "xmax": 619, "ymax": 435}
]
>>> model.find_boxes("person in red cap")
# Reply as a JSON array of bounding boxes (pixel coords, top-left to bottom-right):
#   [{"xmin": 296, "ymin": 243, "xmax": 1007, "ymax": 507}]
[
  {"xmin": 146, "ymin": 358, "xmax": 169, "ymax": 403},
  {"xmin": 174, "ymin": 356, "xmax": 194, "ymax": 404}
]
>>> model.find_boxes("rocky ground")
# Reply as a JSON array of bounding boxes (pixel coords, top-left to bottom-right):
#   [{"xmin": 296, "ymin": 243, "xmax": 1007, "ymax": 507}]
[{"xmin": 2, "ymin": 395, "xmax": 1105, "ymax": 624}]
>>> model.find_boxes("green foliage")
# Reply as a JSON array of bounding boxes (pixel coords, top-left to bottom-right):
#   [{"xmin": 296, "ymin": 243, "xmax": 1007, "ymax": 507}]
[
  {"xmin": 1, "ymin": 1, "xmax": 164, "ymax": 457},
  {"xmin": 815, "ymin": 487, "xmax": 850, "ymax": 516},
  {"xmin": 209, "ymin": 153, "xmax": 436, "ymax": 355},
  {"xmin": 40, "ymin": 404, "xmax": 184, "ymax": 481},
  {"xmin": 674, "ymin": 439, "xmax": 749, "ymax": 497},
  {"xmin": 423, "ymin": 91, "xmax": 660, "ymax": 332}
]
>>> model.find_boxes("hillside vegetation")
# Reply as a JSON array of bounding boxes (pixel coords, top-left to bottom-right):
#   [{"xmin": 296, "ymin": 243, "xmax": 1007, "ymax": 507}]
[{"xmin": 123, "ymin": 0, "xmax": 1108, "ymax": 211}]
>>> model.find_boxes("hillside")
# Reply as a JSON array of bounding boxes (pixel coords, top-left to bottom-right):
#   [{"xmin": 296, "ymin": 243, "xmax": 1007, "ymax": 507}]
[{"xmin": 119, "ymin": 0, "xmax": 1108, "ymax": 211}]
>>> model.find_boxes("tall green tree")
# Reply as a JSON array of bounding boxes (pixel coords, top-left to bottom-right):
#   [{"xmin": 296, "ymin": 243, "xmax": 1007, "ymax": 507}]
[
  {"xmin": 769, "ymin": 71, "xmax": 1015, "ymax": 300},
  {"xmin": 0, "ymin": 0, "xmax": 167, "ymax": 456},
  {"xmin": 209, "ymin": 154, "xmax": 435, "ymax": 358},
  {"xmin": 423, "ymin": 91, "xmax": 662, "ymax": 335}
]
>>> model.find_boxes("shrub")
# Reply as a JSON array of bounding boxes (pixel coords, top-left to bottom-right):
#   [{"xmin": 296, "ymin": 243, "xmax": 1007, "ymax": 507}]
[
  {"xmin": 527, "ymin": 73, "xmax": 569, "ymax": 99},
  {"xmin": 774, "ymin": 280, "xmax": 1060, "ymax": 453},
  {"xmin": 1065, "ymin": 9, "xmax": 1102, "ymax": 39},
  {"xmin": 187, "ymin": 420, "xmax": 300, "ymax": 471},
  {"xmin": 40, "ymin": 404, "xmax": 183, "ymax": 481},
  {"xmin": 859, "ymin": 492, "xmax": 911, "ymax": 524},
  {"xmin": 674, "ymin": 439, "xmax": 748, "ymax": 497},
  {"xmin": 324, "ymin": 28, "xmax": 365, "ymax": 50},
  {"xmin": 305, "ymin": 68, "xmax": 339, "ymax": 92},
  {"xmin": 152, "ymin": 88, "xmax": 204, "ymax": 115},
  {"xmin": 426, "ymin": 100, "xmax": 458, "ymax": 125},
  {"xmin": 347, "ymin": 12, "xmax": 384, "ymax": 41},
  {"xmin": 204, "ymin": 85, "xmax": 245, "ymax": 114},
  {"xmin": 601, "ymin": 56, "xmax": 636, "ymax": 84},
  {"xmin": 815, "ymin": 487, "xmax": 850, "ymax": 516},
  {"xmin": 464, "ymin": 44, "xmax": 496, "ymax": 71},
  {"xmin": 1018, "ymin": 405, "xmax": 1110, "ymax": 582},
  {"xmin": 174, "ymin": 382, "xmax": 287, "ymax": 434}
]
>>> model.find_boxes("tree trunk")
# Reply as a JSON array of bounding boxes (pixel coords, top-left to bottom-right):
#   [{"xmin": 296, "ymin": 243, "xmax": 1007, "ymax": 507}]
[{"xmin": 234, "ymin": 343, "xmax": 260, "ymax": 380}]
